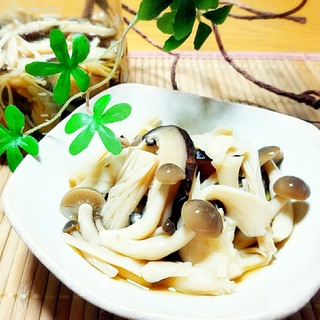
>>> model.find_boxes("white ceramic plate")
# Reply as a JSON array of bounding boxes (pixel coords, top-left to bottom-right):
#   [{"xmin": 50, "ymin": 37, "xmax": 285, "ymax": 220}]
[{"xmin": 3, "ymin": 84, "xmax": 320, "ymax": 320}]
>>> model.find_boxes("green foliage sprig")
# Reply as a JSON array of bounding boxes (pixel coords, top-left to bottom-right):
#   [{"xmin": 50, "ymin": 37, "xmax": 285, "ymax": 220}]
[
  {"xmin": 0, "ymin": 29, "xmax": 131, "ymax": 172},
  {"xmin": 0, "ymin": 106, "xmax": 39, "ymax": 172},
  {"xmin": 0, "ymin": 1, "xmax": 230, "ymax": 172},
  {"xmin": 137, "ymin": 0, "xmax": 232, "ymax": 51}
]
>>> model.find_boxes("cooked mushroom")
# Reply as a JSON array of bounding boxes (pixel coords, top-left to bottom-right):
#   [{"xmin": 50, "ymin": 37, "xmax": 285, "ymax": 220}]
[
  {"xmin": 59, "ymin": 187, "xmax": 106, "ymax": 220},
  {"xmin": 201, "ymin": 184, "xmax": 274, "ymax": 237},
  {"xmin": 273, "ymin": 175, "xmax": 310, "ymax": 201},
  {"xmin": 262, "ymin": 159, "xmax": 294, "ymax": 242},
  {"xmin": 143, "ymin": 125, "xmax": 190, "ymax": 185},
  {"xmin": 62, "ymin": 220, "xmax": 118, "ymax": 278},
  {"xmin": 268, "ymin": 175, "xmax": 310, "ymax": 214},
  {"xmin": 77, "ymin": 203, "xmax": 100, "ymax": 244},
  {"xmin": 100, "ymin": 224, "xmax": 196, "ymax": 260},
  {"xmin": 258, "ymin": 146, "xmax": 283, "ymax": 166},
  {"xmin": 181, "ymin": 199, "xmax": 223, "ymax": 238},
  {"xmin": 143, "ymin": 125, "xmax": 198, "ymax": 234}
]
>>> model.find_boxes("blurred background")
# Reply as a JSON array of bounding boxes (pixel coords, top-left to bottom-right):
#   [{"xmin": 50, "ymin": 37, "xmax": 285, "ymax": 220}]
[
  {"xmin": 123, "ymin": 0, "xmax": 319, "ymax": 53},
  {"xmin": 0, "ymin": 0, "xmax": 317, "ymax": 53}
]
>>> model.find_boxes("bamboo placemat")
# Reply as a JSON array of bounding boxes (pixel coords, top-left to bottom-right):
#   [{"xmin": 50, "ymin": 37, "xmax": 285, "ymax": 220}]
[{"xmin": 1, "ymin": 52, "xmax": 320, "ymax": 320}]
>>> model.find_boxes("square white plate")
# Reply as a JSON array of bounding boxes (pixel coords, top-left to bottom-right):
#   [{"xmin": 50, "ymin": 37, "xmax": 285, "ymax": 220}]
[{"xmin": 3, "ymin": 84, "xmax": 320, "ymax": 320}]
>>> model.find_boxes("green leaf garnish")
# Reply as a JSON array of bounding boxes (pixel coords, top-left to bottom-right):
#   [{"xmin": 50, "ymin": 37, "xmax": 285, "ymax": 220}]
[
  {"xmin": 65, "ymin": 94, "xmax": 131, "ymax": 156},
  {"xmin": 137, "ymin": 1, "xmax": 232, "ymax": 51},
  {"xmin": 203, "ymin": 5, "xmax": 233, "ymax": 25},
  {"xmin": 196, "ymin": 0, "xmax": 219, "ymax": 10},
  {"xmin": 157, "ymin": 11, "xmax": 176, "ymax": 35},
  {"xmin": 0, "ymin": 105, "xmax": 39, "ymax": 172},
  {"xmin": 194, "ymin": 22, "xmax": 212, "ymax": 50},
  {"xmin": 138, "ymin": 0, "xmax": 174, "ymax": 20},
  {"xmin": 25, "ymin": 29, "xmax": 90, "ymax": 105},
  {"xmin": 173, "ymin": 0, "xmax": 196, "ymax": 41}
]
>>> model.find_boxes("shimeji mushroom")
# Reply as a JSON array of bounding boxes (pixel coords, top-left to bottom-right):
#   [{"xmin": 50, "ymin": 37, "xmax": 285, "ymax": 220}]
[
  {"xmin": 100, "ymin": 125, "xmax": 198, "ymax": 240},
  {"xmin": 270, "ymin": 175, "xmax": 310, "ymax": 213},
  {"xmin": 181, "ymin": 199, "xmax": 223, "ymax": 238},
  {"xmin": 261, "ymin": 148, "xmax": 310, "ymax": 242},
  {"xmin": 262, "ymin": 152, "xmax": 293, "ymax": 242},
  {"xmin": 143, "ymin": 125, "xmax": 188, "ymax": 185},
  {"xmin": 143, "ymin": 125, "xmax": 198, "ymax": 232},
  {"xmin": 99, "ymin": 179, "xmax": 172, "ymax": 240},
  {"xmin": 60, "ymin": 187, "xmax": 107, "ymax": 244},
  {"xmin": 60, "ymin": 187, "xmax": 106, "ymax": 220}
]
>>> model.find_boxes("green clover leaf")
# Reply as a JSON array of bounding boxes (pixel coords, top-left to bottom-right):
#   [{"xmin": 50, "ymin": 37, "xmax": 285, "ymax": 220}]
[
  {"xmin": 0, "ymin": 105, "xmax": 39, "ymax": 172},
  {"xmin": 65, "ymin": 94, "xmax": 131, "ymax": 156},
  {"xmin": 25, "ymin": 29, "xmax": 90, "ymax": 105}
]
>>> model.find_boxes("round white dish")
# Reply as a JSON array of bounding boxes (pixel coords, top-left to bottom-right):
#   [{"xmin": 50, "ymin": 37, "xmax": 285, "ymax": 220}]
[{"xmin": 3, "ymin": 83, "xmax": 320, "ymax": 320}]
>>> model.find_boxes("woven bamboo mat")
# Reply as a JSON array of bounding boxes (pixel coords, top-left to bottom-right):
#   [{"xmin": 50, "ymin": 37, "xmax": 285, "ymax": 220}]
[{"xmin": 1, "ymin": 51, "xmax": 320, "ymax": 320}]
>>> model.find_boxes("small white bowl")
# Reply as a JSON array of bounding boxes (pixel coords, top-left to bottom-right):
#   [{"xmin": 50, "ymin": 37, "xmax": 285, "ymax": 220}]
[{"xmin": 3, "ymin": 84, "xmax": 320, "ymax": 320}]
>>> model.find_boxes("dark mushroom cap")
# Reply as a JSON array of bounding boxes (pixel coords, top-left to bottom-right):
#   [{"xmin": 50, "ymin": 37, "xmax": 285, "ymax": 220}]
[
  {"xmin": 155, "ymin": 163, "xmax": 186, "ymax": 185},
  {"xmin": 259, "ymin": 146, "xmax": 283, "ymax": 166},
  {"xmin": 62, "ymin": 220, "xmax": 80, "ymax": 233},
  {"xmin": 273, "ymin": 175, "xmax": 310, "ymax": 201},
  {"xmin": 182, "ymin": 199, "xmax": 223, "ymax": 238}
]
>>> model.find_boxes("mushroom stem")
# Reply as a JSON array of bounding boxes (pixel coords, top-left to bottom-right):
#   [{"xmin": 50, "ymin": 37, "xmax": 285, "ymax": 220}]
[
  {"xmin": 271, "ymin": 201, "xmax": 294, "ymax": 242},
  {"xmin": 100, "ymin": 224, "xmax": 196, "ymax": 260},
  {"xmin": 63, "ymin": 233, "xmax": 144, "ymax": 277},
  {"xmin": 62, "ymin": 221, "xmax": 118, "ymax": 278},
  {"xmin": 141, "ymin": 261, "xmax": 192, "ymax": 283},
  {"xmin": 78, "ymin": 203, "xmax": 100, "ymax": 244}
]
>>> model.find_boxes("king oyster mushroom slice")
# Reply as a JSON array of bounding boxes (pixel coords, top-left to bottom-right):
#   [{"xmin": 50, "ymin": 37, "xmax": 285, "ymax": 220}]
[{"xmin": 201, "ymin": 184, "xmax": 274, "ymax": 237}]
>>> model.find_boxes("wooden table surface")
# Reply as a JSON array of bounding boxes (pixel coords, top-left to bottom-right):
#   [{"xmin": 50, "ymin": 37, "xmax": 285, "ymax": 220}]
[{"xmin": 1, "ymin": 1, "xmax": 320, "ymax": 320}]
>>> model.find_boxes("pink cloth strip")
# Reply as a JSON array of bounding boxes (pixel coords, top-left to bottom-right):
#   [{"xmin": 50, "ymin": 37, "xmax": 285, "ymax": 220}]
[{"xmin": 128, "ymin": 50, "xmax": 320, "ymax": 60}]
